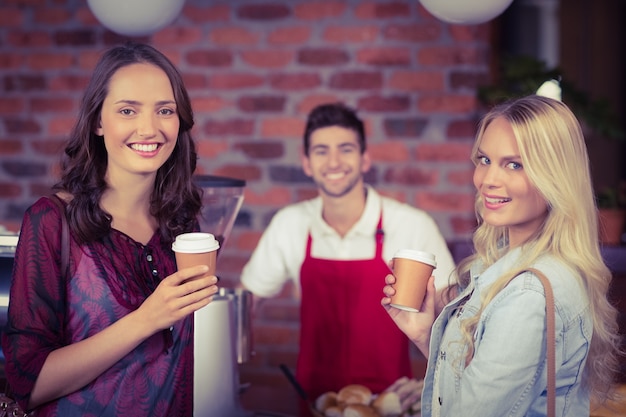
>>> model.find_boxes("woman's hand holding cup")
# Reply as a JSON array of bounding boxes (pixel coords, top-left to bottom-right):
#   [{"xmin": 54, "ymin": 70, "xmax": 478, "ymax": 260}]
[
  {"xmin": 137, "ymin": 265, "xmax": 219, "ymax": 335},
  {"xmin": 382, "ymin": 250, "xmax": 438, "ymax": 356}
]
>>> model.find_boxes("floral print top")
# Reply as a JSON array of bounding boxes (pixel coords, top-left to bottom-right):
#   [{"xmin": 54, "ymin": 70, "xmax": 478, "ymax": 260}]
[{"xmin": 1, "ymin": 197, "xmax": 193, "ymax": 416}]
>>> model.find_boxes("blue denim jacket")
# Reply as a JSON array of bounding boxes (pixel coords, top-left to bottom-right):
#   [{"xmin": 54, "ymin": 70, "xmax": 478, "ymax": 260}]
[{"xmin": 421, "ymin": 248, "xmax": 592, "ymax": 417}]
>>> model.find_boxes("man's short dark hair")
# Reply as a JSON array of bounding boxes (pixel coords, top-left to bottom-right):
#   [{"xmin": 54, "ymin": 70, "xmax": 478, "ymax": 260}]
[{"xmin": 303, "ymin": 103, "xmax": 366, "ymax": 156}]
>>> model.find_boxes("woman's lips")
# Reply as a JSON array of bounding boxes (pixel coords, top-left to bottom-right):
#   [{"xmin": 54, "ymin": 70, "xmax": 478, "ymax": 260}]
[{"xmin": 484, "ymin": 195, "xmax": 511, "ymax": 209}]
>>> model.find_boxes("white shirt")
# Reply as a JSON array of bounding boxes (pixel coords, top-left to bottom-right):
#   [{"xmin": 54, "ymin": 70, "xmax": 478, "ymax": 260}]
[{"xmin": 241, "ymin": 186, "xmax": 456, "ymax": 297}]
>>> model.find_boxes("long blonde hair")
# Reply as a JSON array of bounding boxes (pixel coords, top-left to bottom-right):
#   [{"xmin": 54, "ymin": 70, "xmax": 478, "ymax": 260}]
[{"xmin": 457, "ymin": 95, "xmax": 620, "ymax": 402}]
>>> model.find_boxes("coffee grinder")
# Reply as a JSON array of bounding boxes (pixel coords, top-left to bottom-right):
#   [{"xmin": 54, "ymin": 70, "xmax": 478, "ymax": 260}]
[{"xmin": 192, "ymin": 175, "xmax": 253, "ymax": 417}]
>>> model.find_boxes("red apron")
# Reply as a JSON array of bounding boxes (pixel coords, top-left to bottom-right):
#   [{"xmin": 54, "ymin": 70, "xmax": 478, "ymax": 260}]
[{"xmin": 295, "ymin": 213, "xmax": 412, "ymax": 415}]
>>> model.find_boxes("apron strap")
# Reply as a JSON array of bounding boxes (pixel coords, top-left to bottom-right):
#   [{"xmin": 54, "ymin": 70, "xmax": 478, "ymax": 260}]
[{"xmin": 375, "ymin": 212, "xmax": 384, "ymax": 258}]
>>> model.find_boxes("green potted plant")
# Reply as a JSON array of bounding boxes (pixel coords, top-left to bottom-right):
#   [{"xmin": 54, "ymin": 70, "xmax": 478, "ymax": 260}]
[{"xmin": 478, "ymin": 55, "xmax": 624, "ymax": 140}]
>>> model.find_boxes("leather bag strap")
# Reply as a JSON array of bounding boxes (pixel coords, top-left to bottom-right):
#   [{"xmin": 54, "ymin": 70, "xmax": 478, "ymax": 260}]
[
  {"xmin": 525, "ymin": 268, "xmax": 556, "ymax": 417},
  {"xmin": 48, "ymin": 194, "xmax": 69, "ymax": 278}
]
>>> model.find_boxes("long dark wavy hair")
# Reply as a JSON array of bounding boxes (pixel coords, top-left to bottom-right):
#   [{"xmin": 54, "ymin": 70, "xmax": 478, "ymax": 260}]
[{"xmin": 53, "ymin": 42, "xmax": 202, "ymax": 245}]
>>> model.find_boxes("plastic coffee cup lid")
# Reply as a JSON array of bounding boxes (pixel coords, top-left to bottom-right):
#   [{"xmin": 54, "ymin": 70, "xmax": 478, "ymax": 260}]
[
  {"xmin": 172, "ymin": 233, "xmax": 220, "ymax": 253},
  {"xmin": 393, "ymin": 249, "xmax": 437, "ymax": 268}
]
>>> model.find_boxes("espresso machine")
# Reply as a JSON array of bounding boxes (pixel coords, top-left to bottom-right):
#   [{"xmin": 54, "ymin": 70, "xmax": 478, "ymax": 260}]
[
  {"xmin": 192, "ymin": 175, "xmax": 254, "ymax": 417},
  {"xmin": 0, "ymin": 234, "xmax": 19, "ymax": 365}
]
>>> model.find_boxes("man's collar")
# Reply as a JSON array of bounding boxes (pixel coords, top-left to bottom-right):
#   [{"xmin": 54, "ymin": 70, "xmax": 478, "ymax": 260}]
[{"xmin": 313, "ymin": 185, "xmax": 382, "ymax": 237}]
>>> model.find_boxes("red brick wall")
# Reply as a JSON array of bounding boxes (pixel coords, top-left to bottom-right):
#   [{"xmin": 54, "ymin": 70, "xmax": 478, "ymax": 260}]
[{"xmin": 0, "ymin": 1, "xmax": 493, "ymax": 414}]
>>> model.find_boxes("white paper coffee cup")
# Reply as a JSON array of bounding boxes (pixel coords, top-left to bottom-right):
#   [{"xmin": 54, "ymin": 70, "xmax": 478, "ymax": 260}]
[{"xmin": 172, "ymin": 233, "xmax": 220, "ymax": 279}]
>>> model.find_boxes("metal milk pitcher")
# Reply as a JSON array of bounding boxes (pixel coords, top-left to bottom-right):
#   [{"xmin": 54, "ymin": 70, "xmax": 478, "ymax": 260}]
[{"xmin": 219, "ymin": 287, "xmax": 253, "ymax": 364}]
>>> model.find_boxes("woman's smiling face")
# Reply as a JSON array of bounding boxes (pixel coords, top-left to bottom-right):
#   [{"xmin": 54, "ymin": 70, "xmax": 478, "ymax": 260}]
[
  {"xmin": 473, "ymin": 117, "xmax": 549, "ymax": 247},
  {"xmin": 96, "ymin": 62, "xmax": 179, "ymax": 182}
]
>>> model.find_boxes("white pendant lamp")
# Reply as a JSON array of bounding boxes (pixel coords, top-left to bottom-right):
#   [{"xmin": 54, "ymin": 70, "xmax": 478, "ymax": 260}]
[
  {"xmin": 420, "ymin": 0, "xmax": 515, "ymax": 25},
  {"xmin": 87, "ymin": 0, "xmax": 186, "ymax": 36}
]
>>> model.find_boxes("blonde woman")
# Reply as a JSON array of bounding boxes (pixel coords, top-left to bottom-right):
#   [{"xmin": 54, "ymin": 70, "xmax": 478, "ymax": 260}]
[{"xmin": 382, "ymin": 95, "xmax": 621, "ymax": 416}]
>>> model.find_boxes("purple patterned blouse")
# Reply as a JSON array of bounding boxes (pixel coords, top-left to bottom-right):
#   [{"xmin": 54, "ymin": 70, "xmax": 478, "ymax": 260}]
[{"xmin": 1, "ymin": 197, "xmax": 193, "ymax": 416}]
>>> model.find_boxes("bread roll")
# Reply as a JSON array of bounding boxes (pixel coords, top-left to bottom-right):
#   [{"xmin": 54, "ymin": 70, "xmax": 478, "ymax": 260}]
[
  {"xmin": 323, "ymin": 405, "xmax": 344, "ymax": 417},
  {"xmin": 337, "ymin": 384, "xmax": 372, "ymax": 406},
  {"xmin": 342, "ymin": 404, "xmax": 378, "ymax": 417},
  {"xmin": 372, "ymin": 391, "xmax": 402, "ymax": 417},
  {"xmin": 315, "ymin": 391, "xmax": 338, "ymax": 413}
]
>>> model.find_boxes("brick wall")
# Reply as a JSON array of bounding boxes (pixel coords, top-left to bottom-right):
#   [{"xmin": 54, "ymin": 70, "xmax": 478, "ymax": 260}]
[{"xmin": 0, "ymin": 0, "xmax": 493, "ymax": 414}]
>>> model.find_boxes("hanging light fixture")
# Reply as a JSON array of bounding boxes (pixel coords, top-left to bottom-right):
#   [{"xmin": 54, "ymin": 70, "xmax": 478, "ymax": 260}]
[
  {"xmin": 420, "ymin": 0, "xmax": 514, "ymax": 25},
  {"xmin": 87, "ymin": 0, "xmax": 186, "ymax": 37}
]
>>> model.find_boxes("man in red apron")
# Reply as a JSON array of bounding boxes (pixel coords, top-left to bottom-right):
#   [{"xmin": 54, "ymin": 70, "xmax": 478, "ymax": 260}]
[
  {"xmin": 241, "ymin": 103, "xmax": 456, "ymax": 416},
  {"xmin": 297, "ymin": 214, "xmax": 411, "ymax": 401}
]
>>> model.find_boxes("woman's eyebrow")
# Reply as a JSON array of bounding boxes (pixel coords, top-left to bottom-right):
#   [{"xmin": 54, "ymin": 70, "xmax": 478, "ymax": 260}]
[
  {"xmin": 113, "ymin": 99, "xmax": 176, "ymax": 106},
  {"xmin": 476, "ymin": 147, "xmax": 520, "ymax": 159}
]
